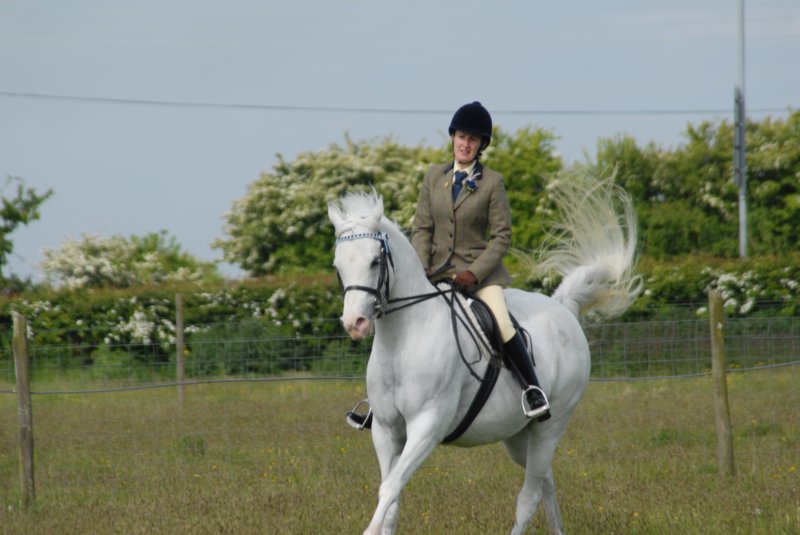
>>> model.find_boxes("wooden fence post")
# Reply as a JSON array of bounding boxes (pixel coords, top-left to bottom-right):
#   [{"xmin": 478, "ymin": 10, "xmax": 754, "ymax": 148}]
[
  {"xmin": 708, "ymin": 290, "xmax": 735, "ymax": 476},
  {"xmin": 176, "ymin": 294, "xmax": 185, "ymax": 404},
  {"xmin": 12, "ymin": 312, "xmax": 36, "ymax": 508}
]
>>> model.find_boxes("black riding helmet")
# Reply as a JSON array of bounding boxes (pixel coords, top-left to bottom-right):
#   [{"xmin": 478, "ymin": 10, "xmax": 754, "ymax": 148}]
[{"xmin": 448, "ymin": 101, "xmax": 493, "ymax": 149}]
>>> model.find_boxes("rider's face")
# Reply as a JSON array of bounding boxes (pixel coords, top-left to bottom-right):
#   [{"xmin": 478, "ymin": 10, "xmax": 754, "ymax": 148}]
[{"xmin": 452, "ymin": 131, "xmax": 481, "ymax": 166}]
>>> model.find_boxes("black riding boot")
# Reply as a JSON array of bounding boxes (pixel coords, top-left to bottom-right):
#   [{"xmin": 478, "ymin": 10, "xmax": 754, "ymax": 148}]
[{"xmin": 502, "ymin": 332, "xmax": 551, "ymax": 421}]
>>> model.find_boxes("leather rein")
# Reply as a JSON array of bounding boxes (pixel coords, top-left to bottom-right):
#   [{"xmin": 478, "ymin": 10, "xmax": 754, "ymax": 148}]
[
  {"xmin": 335, "ymin": 231, "xmax": 449, "ymax": 318},
  {"xmin": 334, "ymin": 232, "xmax": 493, "ymax": 376}
]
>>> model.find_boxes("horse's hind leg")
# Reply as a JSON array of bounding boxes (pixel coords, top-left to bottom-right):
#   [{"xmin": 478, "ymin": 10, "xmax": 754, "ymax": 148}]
[
  {"xmin": 510, "ymin": 427, "xmax": 563, "ymax": 535},
  {"xmin": 502, "ymin": 428, "xmax": 528, "ymax": 468},
  {"xmin": 541, "ymin": 467, "xmax": 564, "ymax": 535}
]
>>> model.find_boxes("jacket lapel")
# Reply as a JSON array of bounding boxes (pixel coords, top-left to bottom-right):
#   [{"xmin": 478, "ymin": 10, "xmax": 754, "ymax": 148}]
[
  {"xmin": 453, "ymin": 161, "xmax": 483, "ymax": 210},
  {"xmin": 436, "ymin": 162, "xmax": 455, "ymax": 208}
]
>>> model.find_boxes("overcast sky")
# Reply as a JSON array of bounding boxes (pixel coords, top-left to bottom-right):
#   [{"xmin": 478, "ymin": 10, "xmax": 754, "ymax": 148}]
[{"xmin": 1, "ymin": 0, "xmax": 798, "ymax": 282}]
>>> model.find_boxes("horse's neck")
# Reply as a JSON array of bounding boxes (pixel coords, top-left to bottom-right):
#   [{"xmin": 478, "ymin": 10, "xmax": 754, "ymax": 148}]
[
  {"xmin": 377, "ymin": 228, "xmax": 446, "ymax": 330},
  {"xmin": 382, "ymin": 279, "xmax": 461, "ymax": 356},
  {"xmin": 386, "ymin": 232, "xmax": 433, "ymax": 298}
]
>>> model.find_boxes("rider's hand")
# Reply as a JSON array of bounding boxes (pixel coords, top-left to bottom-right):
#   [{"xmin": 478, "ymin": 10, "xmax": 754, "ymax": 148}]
[{"xmin": 453, "ymin": 270, "xmax": 478, "ymax": 290}]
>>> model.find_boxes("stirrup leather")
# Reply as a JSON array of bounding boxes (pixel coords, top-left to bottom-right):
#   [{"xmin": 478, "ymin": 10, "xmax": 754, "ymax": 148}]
[
  {"xmin": 345, "ymin": 399, "xmax": 372, "ymax": 430},
  {"xmin": 521, "ymin": 386, "xmax": 550, "ymax": 419}
]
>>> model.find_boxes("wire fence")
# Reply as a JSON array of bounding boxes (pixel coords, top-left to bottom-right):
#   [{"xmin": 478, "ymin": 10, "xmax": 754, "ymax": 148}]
[
  {"xmin": 3, "ymin": 314, "xmax": 799, "ymax": 394},
  {"xmin": 585, "ymin": 315, "xmax": 800, "ymax": 380}
]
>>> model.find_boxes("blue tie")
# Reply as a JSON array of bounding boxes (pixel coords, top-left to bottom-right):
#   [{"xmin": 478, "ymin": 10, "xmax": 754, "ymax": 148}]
[{"xmin": 452, "ymin": 171, "xmax": 468, "ymax": 201}]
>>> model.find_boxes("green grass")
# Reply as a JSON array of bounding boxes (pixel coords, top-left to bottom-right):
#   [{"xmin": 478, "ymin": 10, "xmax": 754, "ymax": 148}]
[{"xmin": 1, "ymin": 368, "xmax": 798, "ymax": 534}]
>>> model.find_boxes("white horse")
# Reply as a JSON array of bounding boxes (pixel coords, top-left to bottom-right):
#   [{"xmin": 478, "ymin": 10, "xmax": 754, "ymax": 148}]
[{"xmin": 328, "ymin": 175, "xmax": 641, "ymax": 535}]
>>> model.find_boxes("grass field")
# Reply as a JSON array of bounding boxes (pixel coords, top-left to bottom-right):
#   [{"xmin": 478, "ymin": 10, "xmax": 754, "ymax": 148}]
[{"xmin": 1, "ymin": 367, "xmax": 798, "ymax": 534}]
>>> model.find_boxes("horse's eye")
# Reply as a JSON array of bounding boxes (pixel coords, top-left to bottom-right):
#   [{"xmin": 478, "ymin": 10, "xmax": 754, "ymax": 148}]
[{"xmin": 370, "ymin": 257, "xmax": 380, "ymax": 268}]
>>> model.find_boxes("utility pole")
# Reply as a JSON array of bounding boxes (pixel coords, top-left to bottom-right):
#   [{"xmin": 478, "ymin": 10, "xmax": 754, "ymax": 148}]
[{"xmin": 734, "ymin": 0, "xmax": 747, "ymax": 257}]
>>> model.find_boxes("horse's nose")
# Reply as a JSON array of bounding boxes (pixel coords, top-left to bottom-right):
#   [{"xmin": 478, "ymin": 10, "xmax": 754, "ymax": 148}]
[{"xmin": 341, "ymin": 314, "xmax": 373, "ymax": 340}]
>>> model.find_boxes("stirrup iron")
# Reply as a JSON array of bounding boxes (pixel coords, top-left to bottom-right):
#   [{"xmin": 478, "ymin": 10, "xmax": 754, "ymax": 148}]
[
  {"xmin": 345, "ymin": 399, "xmax": 372, "ymax": 430},
  {"xmin": 521, "ymin": 385, "xmax": 550, "ymax": 420}
]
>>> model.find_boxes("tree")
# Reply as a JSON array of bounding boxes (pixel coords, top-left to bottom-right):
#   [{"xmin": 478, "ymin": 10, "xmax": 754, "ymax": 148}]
[
  {"xmin": 217, "ymin": 127, "xmax": 565, "ymax": 276},
  {"xmin": 483, "ymin": 126, "xmax": 563, "ymax": 250},
  {"xmin": 588, "ymin": 109, "xmax": 800, "ymax": 257},
  {"xmin": 41, "ymin": 230, "xmax": 221, "ymax": 289},
  {"xmin": 744, "ymin": 110, "xmax": 800, "ymax": 255},
  {"xmin": 215, "ymin": 135, "xmax": 446, "ymax": 276},
  {"xmin": 218, "ymin": 112, "xmax": 799, "ymax": 274},
  {"xmin": 1, "ymin": 177, "xmax": 53, "ymax": 279}
]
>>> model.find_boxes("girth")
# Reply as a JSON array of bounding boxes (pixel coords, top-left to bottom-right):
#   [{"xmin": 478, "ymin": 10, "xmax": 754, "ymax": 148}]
[
  {"xmin": 442, "ymin": 355, "xmax": 501, "ymax": 443},
  {"xmin": 441, "ymin": 296, "xmax": 507, "ymax": 444}
]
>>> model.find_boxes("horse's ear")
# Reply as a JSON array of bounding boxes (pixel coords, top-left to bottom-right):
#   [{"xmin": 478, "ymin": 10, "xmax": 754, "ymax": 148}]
[
  {"xmin": 328, "ymin": 202, "xmax": 344, "ymax": 235},
  {"xmin": 367, "ymin": 191, "xmax": 384, "ymax": 226}
]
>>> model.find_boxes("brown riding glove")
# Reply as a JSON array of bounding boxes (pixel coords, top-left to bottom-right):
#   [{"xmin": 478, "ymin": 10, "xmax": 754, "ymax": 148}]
[{"xmin": 453, "ymin": 270, "xmax": 478, "ymax": 290}]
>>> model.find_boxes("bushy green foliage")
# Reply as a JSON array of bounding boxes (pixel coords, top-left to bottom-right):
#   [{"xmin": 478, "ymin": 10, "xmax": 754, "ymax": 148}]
[
  {"xmin": 0, "ymin": 277, "xmax": 345, "ymax": 370},
  {"xmin": 214, "ymin": 135, "xmax": 447, "ymax": 276},
  {"xmin": 217, "ymin": 110, "xmax": 798, "ymax": 275},
  {"xmin": 630, "ymin": 253, "xmax": 800, "ymax": 318},
  {"xmin": 592, "ymin": 109, "xmax": 800, "ymax": 257},
  {"xmin": 2, "ymin": 251, "xmax": 798, "ymax": 363},
  {"xmin": 1, "ymin": 177, "xmax": 53, "ymax": 282},
  {"xmin": 40, "ymin": 230, "xmax": 222, "ymax": 289},
  {"xmin": 186, "ymin": 320, "xmax": 297, "ymax": 376},
  {"xmin": 215, "ymin": 127, "xmax": 564, "ymax": 276},
  {"xmin": 482, "ymin": 126, "xmax": 564, "ymax": 249}
]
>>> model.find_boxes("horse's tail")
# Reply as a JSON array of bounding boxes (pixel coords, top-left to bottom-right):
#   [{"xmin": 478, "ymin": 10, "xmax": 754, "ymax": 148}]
[{"xmin": 525, "ymin": 171, "xmax": 642, "ymax": 320}]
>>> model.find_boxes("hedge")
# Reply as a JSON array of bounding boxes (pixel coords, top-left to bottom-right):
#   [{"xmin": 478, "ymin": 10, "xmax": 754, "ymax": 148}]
[{"xmin": 2, "ymin": 254, "xmax": 798, "ymax": 362}]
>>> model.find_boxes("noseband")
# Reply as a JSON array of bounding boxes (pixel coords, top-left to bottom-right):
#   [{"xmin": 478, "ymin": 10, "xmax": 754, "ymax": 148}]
[{"xmin": 335, "ymin": 232, "xmax": 395, "ymax": 318}]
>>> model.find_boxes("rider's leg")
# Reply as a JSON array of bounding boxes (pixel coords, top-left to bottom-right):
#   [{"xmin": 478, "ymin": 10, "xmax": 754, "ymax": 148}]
[
  {"xmin": 503, "ymin": 331, "xmax": 550, "ymax": 420},
  {"xmin": 476, "ymin": 285, "xmax": 550, "ymax": 420}
]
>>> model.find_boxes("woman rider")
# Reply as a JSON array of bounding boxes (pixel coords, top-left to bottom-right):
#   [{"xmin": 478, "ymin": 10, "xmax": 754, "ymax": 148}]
[{"xmin": 346, "ymin": 101, "xmax": 549, "ymax": 429}]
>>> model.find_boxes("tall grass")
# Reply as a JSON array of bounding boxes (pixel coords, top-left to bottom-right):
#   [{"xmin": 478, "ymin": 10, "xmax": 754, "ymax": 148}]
[{"xmin": 1, "ymin": 368, "xmax": 798, "ymax": 534}]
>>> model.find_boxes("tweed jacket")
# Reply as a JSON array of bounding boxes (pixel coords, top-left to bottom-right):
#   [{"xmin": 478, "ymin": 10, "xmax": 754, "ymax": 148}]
[{"xmin": 411, "ymin": 161, "xmax": 513, "ymax": 289}]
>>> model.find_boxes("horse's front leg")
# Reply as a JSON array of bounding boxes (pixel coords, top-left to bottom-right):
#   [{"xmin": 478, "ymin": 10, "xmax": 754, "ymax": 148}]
[
  {"xmin": 364, "ymin": 411, "xmax": 442, "ymax": 535},
  {"xmin": 368, "ymin": 421, "xmax": 404, "ymax": 535}
]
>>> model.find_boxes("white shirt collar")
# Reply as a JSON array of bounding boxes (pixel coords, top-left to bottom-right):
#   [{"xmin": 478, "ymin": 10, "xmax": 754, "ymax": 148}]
[{"xmin": 453, "ymin": 161, "xmax": 476, "ymax": 176}]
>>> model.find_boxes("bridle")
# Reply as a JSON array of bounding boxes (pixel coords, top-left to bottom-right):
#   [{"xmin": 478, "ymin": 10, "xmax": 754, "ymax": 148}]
[
  {"xmin": 335, "ymin": 232, "xmax": 395, "ymax": 318},
  {"xmin": 334, "ymin": 231, "xmax": 450, "ymax": 318}
]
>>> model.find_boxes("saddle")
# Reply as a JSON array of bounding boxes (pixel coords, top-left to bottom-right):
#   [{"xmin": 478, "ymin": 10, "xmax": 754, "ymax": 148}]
[
  {"xmin": 468, "ymin": 297, "xmax": 504, "ymax": 355},
  {"xmin": 467, "ymin": 295, "xmax": 534, "ymax": 365}
]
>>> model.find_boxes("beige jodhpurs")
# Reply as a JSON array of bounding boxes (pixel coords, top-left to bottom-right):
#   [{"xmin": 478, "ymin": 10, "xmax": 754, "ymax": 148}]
[{"xmin": 475, "ymin": 284, "xmax": 516, "ymax": 343}]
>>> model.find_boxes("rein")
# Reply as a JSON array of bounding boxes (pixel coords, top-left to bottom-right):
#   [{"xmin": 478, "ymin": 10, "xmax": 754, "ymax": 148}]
[
  {"xmin": 335, "ymin": 232, "xmax": 447, "ymax": 318},
  {"xmin": 335, "ymin": 232, "xmax": 492, "ymax": 380}
]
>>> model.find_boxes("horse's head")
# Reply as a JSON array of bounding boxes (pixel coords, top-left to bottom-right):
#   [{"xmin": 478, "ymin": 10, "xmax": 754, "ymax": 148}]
[{"xmin": 328, "ymin": 191, "xmax": 393, "ymax": 341}]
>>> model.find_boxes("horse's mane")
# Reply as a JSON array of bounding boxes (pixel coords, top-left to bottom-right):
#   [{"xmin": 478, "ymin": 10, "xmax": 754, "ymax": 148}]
[{"xmin": 329, "ymin": 190, "xmax": 406, "ymax": 242}]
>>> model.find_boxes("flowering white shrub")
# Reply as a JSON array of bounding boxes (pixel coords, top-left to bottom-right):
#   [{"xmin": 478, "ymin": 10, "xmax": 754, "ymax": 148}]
[
  {"xmin": 215, "ymin": 136, "xmax": 446, "ymax": 276},
  {"xmin": 41, "ymin": 231, "xmax": 220, "ymax": 289}
]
